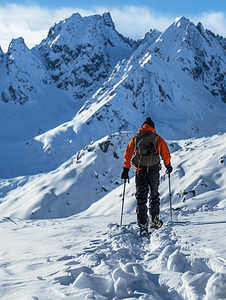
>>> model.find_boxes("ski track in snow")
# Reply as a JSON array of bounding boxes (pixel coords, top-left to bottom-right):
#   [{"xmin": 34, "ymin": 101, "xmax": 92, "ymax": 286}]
[{"xmin": 1, "ymin": 210, "xmax": 226, "ymax": 300}]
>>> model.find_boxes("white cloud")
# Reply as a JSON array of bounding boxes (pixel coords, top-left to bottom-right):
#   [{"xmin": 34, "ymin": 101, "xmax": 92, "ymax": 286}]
[
  {"xmin": 190, "ymin": 11, "xmax": 226, "ymax": 38},
  {"xmin": 0, "ymin": 4, "xmax": 225, "ymax": 53},
  {"xmin": 109, "ymin": 6, "xmax": 173, "ymax": 39},
  {"xmin": 0, "ymin": 4, "xmax": 75, "ymax": 52}
]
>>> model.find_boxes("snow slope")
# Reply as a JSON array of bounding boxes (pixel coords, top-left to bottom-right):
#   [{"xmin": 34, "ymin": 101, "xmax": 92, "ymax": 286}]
[
  {"xmin": 1, "ymin": 131, "xmax": 226, "ymax": 220},
  {"xmin": 0, "ymin": 131, "xmax": 226, "ymax": 299}
]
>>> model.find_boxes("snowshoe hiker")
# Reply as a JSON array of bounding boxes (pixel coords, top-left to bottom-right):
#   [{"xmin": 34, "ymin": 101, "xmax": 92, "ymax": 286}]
[{"xmin": 121, "ymin": 117, "xmax": 173, "ymax": 236}]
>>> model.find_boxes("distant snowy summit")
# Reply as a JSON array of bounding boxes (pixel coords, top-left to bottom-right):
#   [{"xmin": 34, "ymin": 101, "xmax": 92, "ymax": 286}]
[
  {"xmin": 0, "ymin": 13, "xmax": 226, "ymax": 107},
  {"xmin": 1, "ymin": 13, "xmax": 226, "ymax": 178},
  {"xmin": 0, "ymin": 12, "xmax": 137, "ymax": 105}
]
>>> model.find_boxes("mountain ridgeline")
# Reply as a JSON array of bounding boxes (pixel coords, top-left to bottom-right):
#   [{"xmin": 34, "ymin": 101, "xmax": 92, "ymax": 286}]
[
  {"xmin": 0, "ymin": 13, "xmax": 226, "ymax": 124},
  {"xmin": 0, "ymin": 14, "xmax": 226, "ymax": 104},
  {"xmin": 0, "ymin": 13, "xmax": 226, "ymax": 178}
]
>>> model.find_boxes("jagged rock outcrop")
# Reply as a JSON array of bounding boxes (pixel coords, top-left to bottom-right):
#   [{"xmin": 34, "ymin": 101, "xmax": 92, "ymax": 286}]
[{"xmin": 2, "ymin": 37, "xmax": 50, "ymax": 104}]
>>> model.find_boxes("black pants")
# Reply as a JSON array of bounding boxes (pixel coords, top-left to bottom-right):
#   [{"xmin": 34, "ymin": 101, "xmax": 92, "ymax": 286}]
[{"xmin": 135, "ymin": 165, "xmax": 160, "ymax": 227}]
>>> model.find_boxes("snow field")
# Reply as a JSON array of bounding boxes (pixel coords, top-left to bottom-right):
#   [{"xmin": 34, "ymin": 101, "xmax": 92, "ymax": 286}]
[{"xmin": 1, "ymin": 209, "xmax": 226, "ymax": 299}]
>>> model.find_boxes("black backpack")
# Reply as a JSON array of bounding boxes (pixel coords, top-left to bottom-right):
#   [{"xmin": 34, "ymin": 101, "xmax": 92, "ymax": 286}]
[{"xmin": 132, "ymin": 131, "xmax": 160, "ymax": 170}]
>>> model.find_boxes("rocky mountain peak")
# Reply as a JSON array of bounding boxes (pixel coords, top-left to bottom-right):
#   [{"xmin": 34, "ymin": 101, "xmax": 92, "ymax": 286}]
[
  {"xmin": 44, "ymin": 12, "xmax": 121, "ymax": 49},
  {"xmin": 35, "ymin": 12, "xmax": 137, "ymax": 100},
  {"xmin": 7, "ymin": 37, "xmax": 30, "ymax": 65},
  {"xmin": 173, "ymin": 16, "xmax": 191, "ymax": 28},
  {"xmin": 102, "ymin": 12, "xmax": 115, "ymax": 28},
  {"xmin": 8, "ymin": 37, "xmax": 28, "ymax": 50}
]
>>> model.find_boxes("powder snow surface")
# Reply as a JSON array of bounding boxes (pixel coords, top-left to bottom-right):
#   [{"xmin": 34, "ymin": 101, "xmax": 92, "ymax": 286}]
[{"xmin": 1, "ymin": 209, "xmax": 226, "ymax": 299}]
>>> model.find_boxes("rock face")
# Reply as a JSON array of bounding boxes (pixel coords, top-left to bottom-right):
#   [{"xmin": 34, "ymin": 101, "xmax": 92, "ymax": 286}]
[{"xmin": 37, "ymin": 13, "xmax": 137, "ymax": 100}]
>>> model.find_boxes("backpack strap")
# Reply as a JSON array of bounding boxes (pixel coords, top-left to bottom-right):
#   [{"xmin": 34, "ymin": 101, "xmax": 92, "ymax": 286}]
[{"xmin": 134, "ymin": 136, "xmax": 142, "ymax": 173}]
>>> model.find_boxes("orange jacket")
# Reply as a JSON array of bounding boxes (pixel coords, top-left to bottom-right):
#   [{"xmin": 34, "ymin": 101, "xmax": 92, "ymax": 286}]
[{"xmin": 123, "ymin": 124, "xmax": 171, "ymax": 171}]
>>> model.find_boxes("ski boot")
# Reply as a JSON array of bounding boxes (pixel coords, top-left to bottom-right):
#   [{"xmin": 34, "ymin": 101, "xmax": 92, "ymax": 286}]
[
  {"xmin": 150, "ymin": 215, "xmax": 163, "ymax": 230},
  {"xmin": 140, "ymin": 224, "xmax": 149, "ymax": 237}
]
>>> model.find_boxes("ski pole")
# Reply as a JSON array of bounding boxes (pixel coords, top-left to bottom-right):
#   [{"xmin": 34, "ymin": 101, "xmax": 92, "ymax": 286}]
[
  {"xmin": 120, "ymin": 179, "xmax": 127, "ymax": 226},
  {"xmin": 168, "ymin": 173, "xmax": 172, "ymax": 221}
]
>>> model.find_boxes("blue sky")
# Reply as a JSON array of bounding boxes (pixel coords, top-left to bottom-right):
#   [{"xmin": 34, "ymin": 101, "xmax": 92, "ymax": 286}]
[
  {"xmin": 4, "ymin": 0, "xmax": 225, "ymax": 16},
  {"xmin": 0, "ymin": 1, "xmax": 226, "ymax": 52}
]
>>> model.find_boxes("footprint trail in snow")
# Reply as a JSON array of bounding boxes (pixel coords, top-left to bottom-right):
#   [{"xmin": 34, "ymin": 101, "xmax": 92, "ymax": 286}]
[{"xmin": 1, "ymin": 210, "xmax": 226, "ymax": 299}]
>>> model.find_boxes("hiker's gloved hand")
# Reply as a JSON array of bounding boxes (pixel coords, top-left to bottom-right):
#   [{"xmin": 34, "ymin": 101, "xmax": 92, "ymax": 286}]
[
  {"xmin": 121, "ymin": 167, "xmax": 129, "ymax": 180},
  {"xmin": 166, "ymin": 163, "xmax": 173, "ymax": 174}
]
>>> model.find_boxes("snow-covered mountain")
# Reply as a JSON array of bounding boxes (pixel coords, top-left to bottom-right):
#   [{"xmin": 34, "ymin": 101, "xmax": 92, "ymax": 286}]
[
  {"xmin": 1, "ymin": 12, "xmax": 137, "ymax": 107},
  {"xmin": 36, "ymin": 12, "xmax": 137, "ymax": 100},
  {"xmin": 1, "ymin": 15, "xmax": 226, "ymax": 179},
  {"xmin": 0, "ymin": 13, "xmax": 136, "ymax": 141}
]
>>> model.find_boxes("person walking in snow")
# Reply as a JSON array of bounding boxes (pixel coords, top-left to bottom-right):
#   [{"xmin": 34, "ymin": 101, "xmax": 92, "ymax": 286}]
[{"xmin": 121, "ymin": 117, "xmax": 172, "ymax": 237}]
